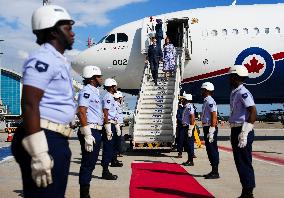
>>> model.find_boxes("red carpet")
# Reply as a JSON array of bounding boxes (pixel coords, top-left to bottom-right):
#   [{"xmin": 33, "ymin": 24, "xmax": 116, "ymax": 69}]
[{"xmin": 130, "ymin": 162, "xmax": 214, "ymax": 198}]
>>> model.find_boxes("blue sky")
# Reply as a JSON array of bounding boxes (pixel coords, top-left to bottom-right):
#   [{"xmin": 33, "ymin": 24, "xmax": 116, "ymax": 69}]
[{"xmin": 0, "ymin": 0, "xmax": 283, "ymax": 114}]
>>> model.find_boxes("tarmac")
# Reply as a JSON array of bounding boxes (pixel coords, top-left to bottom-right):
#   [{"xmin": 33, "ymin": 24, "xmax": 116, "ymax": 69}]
[{"xmin": 0, "ymin": 122, "xmax": 283, "ymax": 198}]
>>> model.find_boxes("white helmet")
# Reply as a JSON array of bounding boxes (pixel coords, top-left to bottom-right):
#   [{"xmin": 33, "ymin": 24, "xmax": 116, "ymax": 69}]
[
  {"xmin": 82, "ymin": 65, "xmax": 102, "ymax": 78},
  {"xmin": 114, "ymin": 91, "xmax": 123, "ymax": 98},
  {"xmin": 201, "ymin": 82, "xmax": 214, "ymax": 91},
  {"xmin": 183, "ymin": 94, "xmax": 192, "ymax": 101},
  {"xmin": 32, "ymin": 5, "xmax": 74, "ymax": 31},
  {"xmin": 229, "ymin": 65, "xmax": 249, "ymax": 77},
  {"xmin": 104, "ymin": 78, "xmax": 117, "ymax": 87}
]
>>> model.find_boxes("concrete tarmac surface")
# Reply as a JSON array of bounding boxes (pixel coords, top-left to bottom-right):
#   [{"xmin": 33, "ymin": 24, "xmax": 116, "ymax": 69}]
[{"xmin": 0, "ymin": 123, "xmax": 283, "ymax": 198}]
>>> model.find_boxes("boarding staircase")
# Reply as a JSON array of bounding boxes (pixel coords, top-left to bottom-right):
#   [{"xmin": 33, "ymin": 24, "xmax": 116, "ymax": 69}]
[{"xmin": 130, "ymin": 48, "xmax": 185, "ymax": 149}]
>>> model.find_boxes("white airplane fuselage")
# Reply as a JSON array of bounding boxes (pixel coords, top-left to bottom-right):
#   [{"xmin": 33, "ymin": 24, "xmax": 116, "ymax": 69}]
[{"xmin": 72, "ymin": 4, "xmax": 284, "ymax": 103}]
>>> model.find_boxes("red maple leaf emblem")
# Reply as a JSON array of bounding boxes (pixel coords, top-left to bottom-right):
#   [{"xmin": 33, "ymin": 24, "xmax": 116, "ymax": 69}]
[{"xmin": 244, "ymin": 57, "xmax": 264, "ymax": 73}]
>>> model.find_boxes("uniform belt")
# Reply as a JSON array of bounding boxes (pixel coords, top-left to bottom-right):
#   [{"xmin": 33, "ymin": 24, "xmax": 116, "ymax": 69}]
[
  {"xmin": 109, "ymin": 120, "xmax": 117, "ymax": 124},
  {"xmin": 89, "ymin": 123, "xmax": 103, "ymax": 130},
  {"xmin": 40, "ymin": 119, "xmax": 72, "ymax": 137},
  {"xmin": 230, "ymin": 123, "xmax": 243, "ymax": 128}
]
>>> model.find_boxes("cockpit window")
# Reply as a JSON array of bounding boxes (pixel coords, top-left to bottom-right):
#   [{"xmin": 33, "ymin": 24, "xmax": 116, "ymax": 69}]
[
  {"xmin": 117, "ymin": 33, "xmax": 128, "ymax": 42},
  {"xmin": 97, "ymin": 36, "xmax": 107, "ymax": 44},
  {"xmin": 105, "ymin": 34, "xmax": 115, "ymax": 43}
]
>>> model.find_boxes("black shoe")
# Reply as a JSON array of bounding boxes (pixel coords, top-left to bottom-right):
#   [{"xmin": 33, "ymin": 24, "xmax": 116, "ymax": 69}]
[
  {"xmin": 193, "ymin": 154, "xmax": 197, "ymax": 158},
  {"xmin": 110, "ymin": 161, "xmax": 123, "ymax": 167},
  {"xmin": 204, "ymin": 172, "xmax": 220, "ymax": 179},
  {"xmin": 177, "ymin": 152, "xmax": 182, "ymax": 158},
  {"xmin": 238, "ymin": 188, "xmax": 254, "ymax": 198},
  {"xmin": 102, "ymin": 171, "xmax": 118, "ymax": 180},
  {"xmin": 80, "ymin": 185, "xmax": 91, "ymax": 198}
]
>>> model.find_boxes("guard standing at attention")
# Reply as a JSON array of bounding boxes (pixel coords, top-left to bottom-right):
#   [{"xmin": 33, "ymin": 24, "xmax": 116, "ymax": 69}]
[
  {"xmin": 229, "ymin": 65, "xmax": 257, "ymax": 198},
  {"xmin": 114, "ymin": 91, "xmax": 124, "ymax": 157},
  {"xmin": 181, "ymin": 94, "xmax": 195, "ymax": 166},
  {"xmin": 77, "ymin": 65, "xmax": 104, "ymax": 198},
  {"xmin": 176, "ymin": 95, "xmax": 185, "ymax": 158},
  {"xmin": 102, "ymin": 78, "xmax": 122, "ymax": 180},
  {"xmin": 201, "ymin": 82, "xmax": 220, "ymax": 179},
  {"xmin": 145, "ymin": 35, "xmax": 163, "ymax": 85},
  {"xmin": 11, "ymin": 5, "xmax": 76, "ymax": 197}
]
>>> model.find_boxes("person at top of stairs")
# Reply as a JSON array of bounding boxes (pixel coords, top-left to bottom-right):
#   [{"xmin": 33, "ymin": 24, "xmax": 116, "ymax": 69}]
[{"xmin": 145, "ymin": 35, "xmax": 163, "ymax": 86}]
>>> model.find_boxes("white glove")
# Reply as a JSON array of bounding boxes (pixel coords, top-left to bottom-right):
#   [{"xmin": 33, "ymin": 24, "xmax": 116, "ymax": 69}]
[
  {"xmin": 104, "ymin": 123, "xmax": 113, "ymax": 140},
  {"xmin": 80, "ymin": 125, "xmax": 96, "ymax": 152},
  {"xmin": 238, "ymin": 122, "xmax": 254, "ymax": 148},
  {"xmin": 22, "ymin": 131, "xmax": 54, "ymax": 188},
  {"xmin": 115, "ymin": 124, "xmax": 122, "ymax": 136},
  {"xmin": 188, "ymin": 125, "xmax": 194, "ymax": 137},
  {"xmin": 208, "ymin": 127, "xmax": 215, "ymax": 143}
]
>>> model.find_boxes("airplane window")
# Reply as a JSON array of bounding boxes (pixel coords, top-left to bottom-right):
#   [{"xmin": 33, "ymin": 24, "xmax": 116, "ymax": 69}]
[
  {"xmin": 275, "ymin": 27, "xmax": 280, "ymax": 33},
  {"xmin": 265, "ymin": 28, "xmax": 269, "ymax": 34},
  {"xmin": 105, "ymin": 34, "xmax": 115, "ymax": 43},
  {"xmin": 117, "ymin": 33, "xmax": 128, "ymax": 42},
  {"xmin": 211, "ymin": 30, "xmax": 217, "ymax": 36},
  {"xmin": 243, "ymin": 28, "xmax": 248, "ymax": 34},
  {"xmin": 254, "ymin": 28, "xmax": 260, "ymax": 35},
  {"xmin": 233, "ymin": 29, "xmax": 239, "ymax": 35},
  {"xmin": 222, "ymin": 29, "xmax": 227, "ymax": 36}
]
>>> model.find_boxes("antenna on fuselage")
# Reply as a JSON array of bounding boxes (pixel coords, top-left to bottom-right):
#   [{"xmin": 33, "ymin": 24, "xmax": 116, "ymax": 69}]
[
  {"xmin": 43, "ymin": 0, "xmax": 51, "ymax": 6},
  {"xmin": 232, "ymin": 0, "xmax": 237, "ymax": 6}
]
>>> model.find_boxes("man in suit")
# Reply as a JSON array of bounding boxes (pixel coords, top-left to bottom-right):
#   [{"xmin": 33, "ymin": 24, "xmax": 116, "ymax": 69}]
[{"xmin": 145, "ymin": 36, "xmax": 163, "ymax": 85}]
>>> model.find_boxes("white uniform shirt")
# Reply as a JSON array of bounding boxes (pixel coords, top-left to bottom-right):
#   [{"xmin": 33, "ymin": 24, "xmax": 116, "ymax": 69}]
[
  {"xmin": 23, "ymin": 43, "xmax": 76, "ymax": 124},
  {"xmin": 201, "ymin": 96, "xmax": 217, "ymax": 124},
  {"xmin": 102, "ymin": 92, "xmax": 117, "ymax": 121},
  {"xmin": 115, "ymin": 101, "xmax": 124, "ymax": 124},
  {"xmin": 229, "ymin": 84, "xmax": 255, "ymax": 124},
  {"xmin": 182, "ymin": 103, "xmax": 194, "ymax": 126},
  {"xmin": 78, "ymin": 84, "xmax": 103, "ymax": 125}
]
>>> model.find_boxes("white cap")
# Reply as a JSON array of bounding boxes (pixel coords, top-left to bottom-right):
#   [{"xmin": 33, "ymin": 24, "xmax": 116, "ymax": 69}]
[
  {"xmin": 184, "ymin": 94, "xmax": 192, "ymax": 101},
  {"xmin": 201, "ymin": 82, "xmax": 214, "ymax": 91},
  {"xmin": 114, "ymin": 91, "xmax": 123, "ymax": 98},
  {"xmin": 32, "ymin": 5, "xmax": 74, "ymax": 31},
  {"xmin": 229, "ymin": 65, "xmax": 249, "ymax": 77},
  {"xmin": 104, "ymin": 78, "xmax": 117, "ymax": 87},
  {"xmin": 82, "ymin": 65, "xmax": 101, "ymax": 78}
]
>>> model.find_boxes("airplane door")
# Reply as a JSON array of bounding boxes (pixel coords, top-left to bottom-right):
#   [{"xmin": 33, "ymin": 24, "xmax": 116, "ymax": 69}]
[{"xmin": 141, "ymin": 16, "xmax": 165, "ymax": 54}]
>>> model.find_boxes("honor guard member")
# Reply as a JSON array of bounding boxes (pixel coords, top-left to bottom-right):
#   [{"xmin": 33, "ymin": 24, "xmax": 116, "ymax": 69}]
[
  {"xmin": 181, "ymin": 94, "xmax": 195, "ymax": 166},
  {"xmin": 229, "ymin": 65, "xmax": 257, "ymax": 198},
  {"xmin": 77, "ymin": 65, "xmax": 104, "ymax": 198},
  {"xmin": 102, "ymin": 78, "xmax": 122, "ymax": 180},
  {"xmin": 176, "ymin": 95, "xmax": 185, "ymax": 158},
  {"xmin": 11, "ymin": 5, "xmax": 76, "ymax": 198},
  {"xmin": 114, "ymin": 91, "xmax": 124, "ymax": 157},
  {"xmin": 201, "ymin": 82, "xmax": 220, "ymax": 179}
]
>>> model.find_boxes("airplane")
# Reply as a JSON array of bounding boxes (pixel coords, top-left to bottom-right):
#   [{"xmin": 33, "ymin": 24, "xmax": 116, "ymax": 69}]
[{"xmin": 72, "ymin": 3, "xmax": 284, "ymax": 104}]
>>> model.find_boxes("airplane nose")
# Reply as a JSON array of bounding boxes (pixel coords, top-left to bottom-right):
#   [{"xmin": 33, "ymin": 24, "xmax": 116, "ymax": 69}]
[{"xmin": 71, "ymin": 47, "xmax": 98, "ymax": 74}]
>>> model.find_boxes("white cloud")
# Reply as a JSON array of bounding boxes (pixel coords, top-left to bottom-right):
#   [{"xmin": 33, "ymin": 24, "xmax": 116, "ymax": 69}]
[{"xmin": 0, "ymin": 0, "xmax": 147, "ymax": 72}]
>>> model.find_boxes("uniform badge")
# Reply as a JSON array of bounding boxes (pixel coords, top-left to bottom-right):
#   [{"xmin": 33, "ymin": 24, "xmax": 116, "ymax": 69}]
[
  {"xmin": 209, "ymin": 104, "xmax": 213, "ymax": 108},
  {"xmin": 83, "ymin": 93, "xmax": 90, "ymax": 99},
  {"xmin": 107, "ymin": 100, "xmax": 110, "ymax": 103},
  {"xmin": 242, "ymin": 93, "xmax": 248, "ymax": 99},
  {"xmin": 35, "ymin": 61, "xmax": 49, "ymax": 72}
]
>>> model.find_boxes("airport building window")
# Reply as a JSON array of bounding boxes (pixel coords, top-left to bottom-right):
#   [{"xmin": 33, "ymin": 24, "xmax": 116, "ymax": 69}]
[
  {"xmin": 243, "ymin": 28, "xmax": 248, "ymax": 34},
  {"xmin": 265, "ymin": 28, "xmax": 269, "ymax": 34},
  {"xmin": 105, "ymin": 34, "xmax": 115, "ymax": 43},
  {"xmin": 232, "ymin": 29, "xmax": 239, "ymax": 35},
  {"xmin": 211, "ymin": 30, "xmax": 217, "ymax": 36},
  {"xmin": 254, "ymin": 28, "xmax": 260, "ymax": 35},
  {"xmin": 275, "ymin": 27, "xmax": 280, "ymax": 33},
  {"xmin": 222, "ymin": 29, "xmax": 227, "ymax": 36},
  {"xmin": 117, "ymin": 33, "xmax": 128, "ymax": 42}
]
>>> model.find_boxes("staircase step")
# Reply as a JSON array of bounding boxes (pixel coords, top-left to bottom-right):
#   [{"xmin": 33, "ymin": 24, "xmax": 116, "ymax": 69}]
[
  {"xmin": 138, "ymin": 109, "xmax": 172, "ymax": 114},
  {"xmin": 136, "ymin": 118, "xmax": 172, "ymax": 124},
  {"xmin": 135, "ymin": 123, "xmax": 173, "ymax": 130},
  {"xmin": 145, "ymin": 81, "xmax": 175, "ymax": 87},
  {"xmin": 137, "ymin": 114, "xmax": 172, "ymax": 119},
  {"xmin": 141, "ymin": 95, "xmax": 174, "ymax": 99},
  {"xmin": 142, "ymin": 89, "xmax": 174, "ymax": 95},
  {"xmin": 137, "ymin": 103, "xmax": 172, "ymax": 109},
  {"xmin": 132, "ymin": 129, "xmax": 173, "ymax": 136},
  {"xmin": 140, "ymin": 98, "xmax": 173, "ymax": 104},
  {"xmin": 133, "ymin": 135, "xmax": 174, "ymax": 142},
  {"xmin": 144, "ymin": 85, "xmax": 175, "ymax": 91}
]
